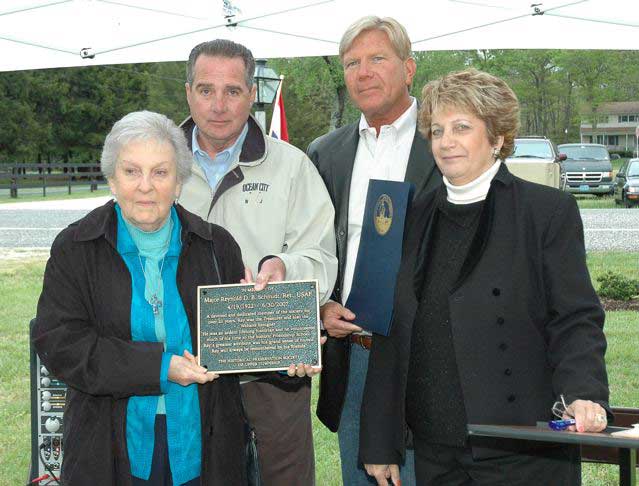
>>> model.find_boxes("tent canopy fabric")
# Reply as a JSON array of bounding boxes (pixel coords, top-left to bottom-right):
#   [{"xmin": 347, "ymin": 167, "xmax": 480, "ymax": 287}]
[{"xmin": 1, "ymin": 0, "xmax": 638, "ymax": 72}]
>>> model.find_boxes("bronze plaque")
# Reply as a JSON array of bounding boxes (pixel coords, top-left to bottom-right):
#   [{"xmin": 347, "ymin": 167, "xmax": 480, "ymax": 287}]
[{"xmin": 197, "ymin": 280, "xmax": 321, "ymax": 374}]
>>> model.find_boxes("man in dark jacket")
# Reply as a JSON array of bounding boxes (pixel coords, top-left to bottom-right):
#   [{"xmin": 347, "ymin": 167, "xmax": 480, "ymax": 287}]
[{"xmin": 307, "ymin": 15, "xmax": 441, "ymax": 486}]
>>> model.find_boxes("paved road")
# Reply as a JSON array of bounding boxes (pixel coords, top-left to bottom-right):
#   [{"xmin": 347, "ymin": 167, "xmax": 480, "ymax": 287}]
[
  {"xmin": 0, "ymin": 209, "xmax": 90, "ymax": 248},
  {"xmin": 0, "ymin": 197, "xmax": 112, "ymax": 252},
  {"xmin": 0, "ymin": 199, "xmax": 637, "ymax": 252}
]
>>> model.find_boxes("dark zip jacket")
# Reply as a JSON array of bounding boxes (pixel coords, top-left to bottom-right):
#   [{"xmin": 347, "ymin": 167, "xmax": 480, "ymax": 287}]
[{"xmin": 33, "ymin": 201, "xmax": 249, "ymax": 485}]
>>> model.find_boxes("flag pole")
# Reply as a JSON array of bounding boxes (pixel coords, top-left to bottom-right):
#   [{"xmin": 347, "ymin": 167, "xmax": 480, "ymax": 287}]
[
  {"xmin": 269, "ymin": 75, "xmax": 285, "ymax": 134},
  {"xmin": 269, "ymin": 75, "xmax": 288, "ymax": 141}
]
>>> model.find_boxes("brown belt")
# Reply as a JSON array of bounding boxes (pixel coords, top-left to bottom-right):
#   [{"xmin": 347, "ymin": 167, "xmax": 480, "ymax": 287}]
[{"xmin": 350, "ymin": 334, "xmax": 372, "ymax": 350}]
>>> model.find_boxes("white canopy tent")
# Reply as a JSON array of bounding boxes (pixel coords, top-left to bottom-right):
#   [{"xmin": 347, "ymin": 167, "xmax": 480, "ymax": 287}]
[{"xmin": 1, "ymin": 0, "xmax": 638, "ymax": 72}]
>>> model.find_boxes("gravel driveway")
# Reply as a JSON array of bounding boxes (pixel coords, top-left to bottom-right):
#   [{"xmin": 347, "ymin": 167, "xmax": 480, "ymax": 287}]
[
  {"xmin": 0, "ymin": 198, "xmax": 637, "ymax": 257},
  {"xmin": 581, "ymin": 209, "xmax": 639, "ymax": 252},
  {"xmin": 0, "ymin": 196, "xmax": 111, "ymax": 259}
]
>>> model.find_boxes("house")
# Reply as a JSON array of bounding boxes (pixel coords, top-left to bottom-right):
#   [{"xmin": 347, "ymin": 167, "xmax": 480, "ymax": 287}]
[{"xmin": 580, "ymin": 101, "xmax": 639, "ymax": 154}]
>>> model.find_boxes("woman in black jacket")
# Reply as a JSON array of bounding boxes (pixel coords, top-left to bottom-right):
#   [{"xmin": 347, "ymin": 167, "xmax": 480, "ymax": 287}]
[
  {"xmin": 360, "ymin": 70, "xmax": 610, "ymax": 486},
  {"xmin": 32, "ymin": 111, "xmax": 248, "ymax": 485}
]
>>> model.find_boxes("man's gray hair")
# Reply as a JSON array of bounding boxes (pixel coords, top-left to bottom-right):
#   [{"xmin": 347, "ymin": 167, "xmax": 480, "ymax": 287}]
[
  {"xmin": 101, "ymin": 111, "xmax": 192, "ymax": 184},
  {"xmin": 186, "ymin": 39, "xmax": 255, "ymax": 88},
  {"xmin": 339, "ymin": 16, "xmax": 412, "ymax": 62}
]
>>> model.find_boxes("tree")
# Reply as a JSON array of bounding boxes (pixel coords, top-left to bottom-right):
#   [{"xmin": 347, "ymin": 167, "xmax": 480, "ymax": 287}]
[
  {"xmin": 146, "ymin": 61, "xmax": 190, "ymax": 124},
  {"xmin": 1, "ymin": 50, "xmax": 637, "ymax": 162},
  {"xmin": 270, "ymin": 56, "xmax": 359, "ymax": 149},
  {"xmin": 559, "ymin": 51, "xmax": 615, "ymax": 131},
  {"xmin": 493, "ymin": 50, "xmax": 562, "ymax": 138},
  {"xmin": 0, "ymin": 72, "xmax": 41, "ymax": 162},
  {"xmin": 411, "ymin": 50, "xmax": 469, "ymax": 97}
]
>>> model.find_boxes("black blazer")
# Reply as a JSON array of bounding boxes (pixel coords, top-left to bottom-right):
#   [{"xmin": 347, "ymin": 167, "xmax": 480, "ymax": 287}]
[
  {"xmin": 307, "ymin": 120, "xmax": 441, "ymax": 431},
  {"xmin": 359, "ymin": 164, "xmax": 610, "ymax": 464}
]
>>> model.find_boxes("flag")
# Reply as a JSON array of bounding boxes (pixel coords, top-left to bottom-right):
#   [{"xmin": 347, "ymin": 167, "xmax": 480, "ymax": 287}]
[{"xmin": 269, "ymin": 75, "xmax": 289, "ymax": 142}]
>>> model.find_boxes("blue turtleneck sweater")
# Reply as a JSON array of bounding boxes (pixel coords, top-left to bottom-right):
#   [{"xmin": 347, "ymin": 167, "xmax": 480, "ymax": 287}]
[{"xmin": 115, "ymin": 204, "xmax": 201, "ymax": 485}]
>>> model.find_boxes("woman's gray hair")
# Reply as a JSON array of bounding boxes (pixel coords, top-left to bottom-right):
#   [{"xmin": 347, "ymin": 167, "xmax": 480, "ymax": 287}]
[
  {"xmin": 339, "ymin": 16, "xmax": 412, "ymax": 62},
  {"xmin": 101, "ymin": 110, "xmax": 192, "ymax": 184}
]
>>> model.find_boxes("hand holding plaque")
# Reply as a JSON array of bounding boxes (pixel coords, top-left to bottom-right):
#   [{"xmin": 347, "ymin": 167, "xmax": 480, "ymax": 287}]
[{"xmin": 197, "ymin": 280, "xmax": 322, "ymax": 374}]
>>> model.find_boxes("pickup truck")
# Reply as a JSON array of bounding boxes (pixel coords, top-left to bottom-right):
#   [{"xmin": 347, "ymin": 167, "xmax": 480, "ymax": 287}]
[
  {"xmin": 557, "ymin": 143, "xmax": 614, "ymax": 196},
  {"xmin": 505, "ymin": 137, "xmax": 565, "ymax": 189}
]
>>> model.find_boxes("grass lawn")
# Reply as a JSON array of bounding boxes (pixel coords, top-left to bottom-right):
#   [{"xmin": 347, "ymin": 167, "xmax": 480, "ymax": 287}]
[
  {"xmin": 575, "ymin": 195, "xmax": 617, "ymax": 209},
  {"xmin": 587, "ymin": 251, "xmax": 639, "ymax": 289},
  {"xmin": 1, "ymin": 255, "xmax": 637, "ymax": 486},
  {"xmin": 0, "ymin": 187, "xmax": 110, "ymax": 204},
  {"xmin": 0, "ymin": 259, "xmax": 45, "ymax": 486},
  {"xmin": 611, "ymin": 158, "xmax": 626, "ymax": 174}
]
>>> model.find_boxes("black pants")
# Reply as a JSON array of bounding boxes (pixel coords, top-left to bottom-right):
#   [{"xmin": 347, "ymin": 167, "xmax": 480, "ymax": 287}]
[
  {"xmin": 131, "ymin": 415, "xmax": 201, "ymax": 486},
  {"xmin": 413, "ymin": 438, "xmax": 580, "ymax": 486}
]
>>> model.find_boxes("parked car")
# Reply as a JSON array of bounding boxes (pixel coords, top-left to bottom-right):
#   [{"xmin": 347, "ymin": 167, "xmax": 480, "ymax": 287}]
[
  {"xmin": 557, "ymin": 143, "xmax": 614, "ymax": 196},
  {"xmin": 505, "ymin": 137, "xmax": 565, "ymax": 189},
  {"xmin": 614, "ymin": 158, "xmax": 639, "ymax": 207}
]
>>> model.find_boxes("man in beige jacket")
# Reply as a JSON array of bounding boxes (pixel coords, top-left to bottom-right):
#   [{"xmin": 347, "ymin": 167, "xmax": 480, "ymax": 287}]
[{"xmin": 178, "ymin": 38, "xmax": 337, "ymax": 486}]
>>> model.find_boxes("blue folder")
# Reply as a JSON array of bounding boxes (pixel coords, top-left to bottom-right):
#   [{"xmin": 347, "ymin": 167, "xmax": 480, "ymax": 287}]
[{"xmin": 345, "ymin": 179, "xmax": 412, "ymax": 336}]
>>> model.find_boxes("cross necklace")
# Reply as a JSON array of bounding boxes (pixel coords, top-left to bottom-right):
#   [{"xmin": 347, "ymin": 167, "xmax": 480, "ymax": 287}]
[{"xmin": 138, "ymin": 255, "xmax": 166, "ymax": 316}]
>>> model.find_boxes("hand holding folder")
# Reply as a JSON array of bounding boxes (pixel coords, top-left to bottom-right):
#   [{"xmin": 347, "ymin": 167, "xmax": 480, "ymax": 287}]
[{"xmin": 345, "ymin": 179, "xmax": 412, "ymax": 336}]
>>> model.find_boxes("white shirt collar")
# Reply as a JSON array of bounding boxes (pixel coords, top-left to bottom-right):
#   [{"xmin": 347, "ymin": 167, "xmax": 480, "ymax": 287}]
[
  {"xmin": 444, "ymin": 160, "xmax": 501, "ymax": 205},
  {"xmin": 358, "ymin": 97, "xmax": 417, "ymax": 143}
]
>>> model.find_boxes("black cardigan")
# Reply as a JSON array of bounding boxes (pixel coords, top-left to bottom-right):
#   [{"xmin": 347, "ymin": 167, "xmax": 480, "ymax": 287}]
[{"xmin": 359, "ymin": 164, "xmax": 610, "ymax": 463}]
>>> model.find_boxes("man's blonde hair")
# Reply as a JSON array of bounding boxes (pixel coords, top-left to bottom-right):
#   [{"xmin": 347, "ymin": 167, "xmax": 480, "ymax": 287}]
[{"xmin": 339, "ymin": 16, "xmax": 412, "ymax": 62}]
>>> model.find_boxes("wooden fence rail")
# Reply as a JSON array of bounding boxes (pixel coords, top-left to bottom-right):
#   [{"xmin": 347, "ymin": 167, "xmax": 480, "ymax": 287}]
[{"xmin": 0, "ymin": 163, "xmax": 105, "ymax": 198}]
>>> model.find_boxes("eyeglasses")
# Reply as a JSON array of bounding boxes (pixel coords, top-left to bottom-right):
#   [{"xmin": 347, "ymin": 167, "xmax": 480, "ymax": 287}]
[
  {"xmin": 551, "ymin": 394, "xmax": 575, "ymax": 420},
  {"xmin": 549, "ymin": 394, "xmax": 576, "ymax": 431}
]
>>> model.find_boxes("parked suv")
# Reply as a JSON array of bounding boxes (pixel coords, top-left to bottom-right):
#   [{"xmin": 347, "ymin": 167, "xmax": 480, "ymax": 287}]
[
  {"xmin": 505, "ymin": 137, "xmax": 565, "ymax": 189},
  {"xmin": 614, "ymin": 158, "xmax": 639, "ymax": 207},
  {"xmin": 557, "ymin": 143, "xmax": 614, "ymax": 196}
]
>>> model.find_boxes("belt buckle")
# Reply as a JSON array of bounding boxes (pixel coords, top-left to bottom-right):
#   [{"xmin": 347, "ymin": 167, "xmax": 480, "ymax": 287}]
[{"xmin": 352, "ymin": 333, "xmax": 370, "ymax": 350}]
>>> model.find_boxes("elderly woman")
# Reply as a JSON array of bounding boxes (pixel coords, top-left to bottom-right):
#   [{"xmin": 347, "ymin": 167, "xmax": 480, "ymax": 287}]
[
  {"xmin": 32, "ymin": 111, "xmax": 248, "ymax": 485},
  {"xmin": 360, "ymin": 70, "xmax": 610, "ymax": 485}
]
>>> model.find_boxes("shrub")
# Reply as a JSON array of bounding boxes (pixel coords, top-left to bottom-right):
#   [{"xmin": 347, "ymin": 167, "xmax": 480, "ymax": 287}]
[
  {"xmin": 597, "ymin": 271, "xmax": 639, "ymax": 301},
  {"xmin": 610, "ymin": 150, "xmax": 634, "ymax": 158}
]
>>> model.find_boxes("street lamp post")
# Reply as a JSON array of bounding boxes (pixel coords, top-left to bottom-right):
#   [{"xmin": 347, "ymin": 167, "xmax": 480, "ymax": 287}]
[{"xmin": 253, "ymin": 59, "xmax": 281, "ymax": 129}]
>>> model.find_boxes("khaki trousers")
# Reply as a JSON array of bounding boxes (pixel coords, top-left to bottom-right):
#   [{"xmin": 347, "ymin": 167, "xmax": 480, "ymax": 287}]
[{"xmin": 242, "ymin": 379, "xmax": 315, "ymax": 486}]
